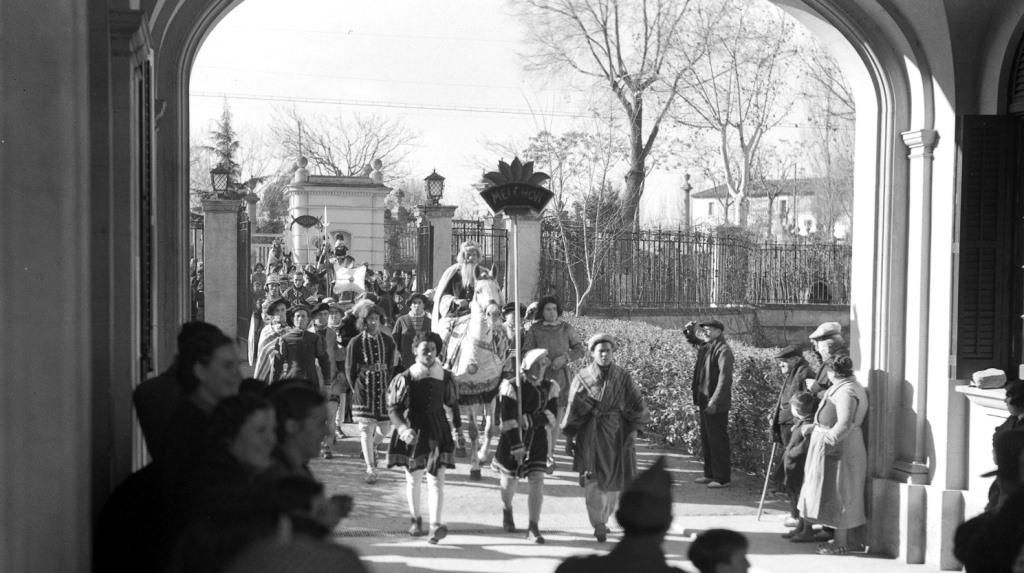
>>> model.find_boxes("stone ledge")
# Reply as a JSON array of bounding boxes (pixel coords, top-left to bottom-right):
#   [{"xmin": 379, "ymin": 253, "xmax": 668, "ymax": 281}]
[{"xmin": 954, "ymin": 384, "xmax": 1008, "ymax": 412}]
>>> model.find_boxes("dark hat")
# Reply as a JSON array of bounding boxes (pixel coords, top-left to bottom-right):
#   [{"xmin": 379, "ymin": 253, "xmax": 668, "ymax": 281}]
[
  {"xmin": 982, "ymin": 429, "xmax": 1024, "ymax": 480},
  {"xmin": 287, "ymin": 304, "xmax": 311, "ymax": 327},
  {"xmin": 262, "ymin": 297, "xmax": 289, "ymax": 314},
  {"xmin": 407, "ymin": 292, "xmax": 429, "ymax": 305},
  {"xmin": 310, "ymin": 302, "xmax": 330, "ymax": 316},
  {"xmin": 698, "ymin": 319, "xmax": 725, "ymax": 331},
  {"xmin": 587, "ymin": 332, "xmax": 615, "ymax": 351},
  {"xmin": 502, "ymin": 301, "xmax": 525, "ymax": 318},
  {"xmin": 774, "ymin": 344, "xmax": 804, "ymax": 360},
  {"xmin": 809, "ymin": 321, "xmax": 843, "ymax": 340},
  {"xmin": 615, "ymin": 456, "xmax": 673, "ymax": 534}
]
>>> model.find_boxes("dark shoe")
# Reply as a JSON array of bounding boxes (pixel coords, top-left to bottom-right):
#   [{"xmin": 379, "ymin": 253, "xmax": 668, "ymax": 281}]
[
  {"xmin": 502, "ymin": 508, "xmax": 516, "ymax": 533},
  {"xmin": 409, "ymin": 517, "xmax": 425, "ymax": 537},
  {"xmin": 781, "ymin": 527, "xmax": 800, "ymax": 539},
  {"xmin": 320, "ymin": 446, "xmax": 333, "ymax": 459},
  {"xmin": 594, "ymin": 526, "xmax": 608, "ymax": 543},
  {"xmin": 428, "ymin": 524, "xmax": 448, "ymax": 544},
  {"xmin": 469, "ymin": 468, "xmax": 482, "ymax": 481},
  {"xmin": 527, "ymin": 521, "xmax": 545, "ymax": 544},
  {"xmin": 813, "ymin": 530, "xmax": 835, "ymax": 542},
  {"xmin": 790, "ymin": 530, "xmax": 818, "ymax": 543}
]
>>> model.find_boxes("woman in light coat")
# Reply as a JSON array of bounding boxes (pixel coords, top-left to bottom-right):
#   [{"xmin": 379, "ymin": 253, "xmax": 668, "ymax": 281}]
[{"xmin": 797, "ymin": 354, "xmax": 868, "ymax": 555}]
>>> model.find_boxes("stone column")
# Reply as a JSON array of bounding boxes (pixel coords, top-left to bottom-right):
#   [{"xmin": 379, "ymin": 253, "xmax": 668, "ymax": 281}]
[
  {"xmin": 416, "ymin": 204, "xmax": 457, "ymax": 288},
  {"xmin": 505, "ymin": 212, "xmax": 542, "ymax": 302},
  {"xmin": 893, "ymin": 129, "xmax": 940, "ymax": 484},
  {"xmin": 202, "ymin": 199, "xmax": 240, "ymax": 337}
]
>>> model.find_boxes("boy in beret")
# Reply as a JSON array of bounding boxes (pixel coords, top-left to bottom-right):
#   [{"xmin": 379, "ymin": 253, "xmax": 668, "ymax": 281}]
[{"xmin": 562, "ymin": 333, "xmax": 649, "ymax": 542}]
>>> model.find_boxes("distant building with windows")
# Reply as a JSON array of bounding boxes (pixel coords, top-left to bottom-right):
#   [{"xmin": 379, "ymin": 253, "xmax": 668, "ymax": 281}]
[{"xmin": 689, "ymin": 176, "xmax": 851, "ymax": 238}]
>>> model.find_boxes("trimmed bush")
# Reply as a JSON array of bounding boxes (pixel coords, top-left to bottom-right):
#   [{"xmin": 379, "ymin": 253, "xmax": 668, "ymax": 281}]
[{"xmin": 566, "ymin": 315, "xmax": 785, "ymax": 477}]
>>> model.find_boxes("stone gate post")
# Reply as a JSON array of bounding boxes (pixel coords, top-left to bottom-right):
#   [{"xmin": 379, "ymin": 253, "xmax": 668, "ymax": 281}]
[
  {"xmin": 202, "ymin": 198, "xmax": 239, "ymax": 336},
  {"xmin": 505, "ymin": 212, "xmax": 542, "ymax": 302},
  {"xmin": 416, "ymin": 204, "xmax": 457, "ymax": 289}
]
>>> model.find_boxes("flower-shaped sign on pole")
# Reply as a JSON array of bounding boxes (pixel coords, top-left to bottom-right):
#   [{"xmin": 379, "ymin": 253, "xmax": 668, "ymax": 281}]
[
  {"xmin": 477, "ymin": 157, "xmax": 551, "ymax": 441},
  {"xmin": 478, "ymin": 157, "xmax": 552, "ymax": 216}
]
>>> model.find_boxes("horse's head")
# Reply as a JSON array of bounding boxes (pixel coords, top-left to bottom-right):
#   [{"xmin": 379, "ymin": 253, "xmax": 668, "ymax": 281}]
[{"xmin": 471, "ymin": 277, "xmax": 504, "ymax": 314}]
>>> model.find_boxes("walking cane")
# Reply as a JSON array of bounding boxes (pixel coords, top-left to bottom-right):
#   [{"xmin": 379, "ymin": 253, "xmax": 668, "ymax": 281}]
[{"xmin": 756, "ymin": 441, "xmax": 778, "ymax": 521}]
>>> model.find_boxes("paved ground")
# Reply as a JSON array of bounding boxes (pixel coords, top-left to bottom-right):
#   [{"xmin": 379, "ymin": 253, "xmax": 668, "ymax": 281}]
[{"xmin": 313, "ymin": 424, "xmax": 942, "ymax": 573}]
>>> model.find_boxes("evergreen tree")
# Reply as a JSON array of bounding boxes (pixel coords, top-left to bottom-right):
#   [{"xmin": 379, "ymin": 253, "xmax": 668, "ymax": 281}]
[{"xmin": 204, "ymin": 99, "xmax": 241, "ymax": 192}]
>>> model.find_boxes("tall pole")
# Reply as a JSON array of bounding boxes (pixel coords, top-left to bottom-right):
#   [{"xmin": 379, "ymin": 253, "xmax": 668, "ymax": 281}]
[{"xmin": 512, "ymin": 212, "xmax": 523, "ymax": 444}]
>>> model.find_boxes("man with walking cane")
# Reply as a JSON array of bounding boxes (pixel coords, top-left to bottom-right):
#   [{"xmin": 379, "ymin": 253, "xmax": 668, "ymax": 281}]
[{"xmin": 763, "ymin": 346, "xmax": 815, "ymax": 523}]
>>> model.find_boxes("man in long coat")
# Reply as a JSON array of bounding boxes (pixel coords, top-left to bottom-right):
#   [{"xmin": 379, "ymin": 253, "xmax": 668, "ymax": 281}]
[
  {"xmin": 684, "ymin": 319, "xmax": 734, "ymax": 488},
  {"xmin": 562, "ymin": 333, "xmax": 649, "ymax": 542}
]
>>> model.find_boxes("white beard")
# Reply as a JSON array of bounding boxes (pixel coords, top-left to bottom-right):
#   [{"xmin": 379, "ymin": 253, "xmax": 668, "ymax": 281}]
[{"xmin": 459, "ymin": 263, "xmax": 476, "ymax": 288}]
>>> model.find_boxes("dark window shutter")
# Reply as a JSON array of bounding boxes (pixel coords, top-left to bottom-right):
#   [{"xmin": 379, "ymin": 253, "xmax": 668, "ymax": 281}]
[{"xmin": 955, "ymin": 116, "xmax": 1018, "ymax": 379}]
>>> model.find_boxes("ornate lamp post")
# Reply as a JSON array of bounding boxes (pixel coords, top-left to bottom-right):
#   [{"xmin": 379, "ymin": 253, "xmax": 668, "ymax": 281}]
[
  {"xmin": 210, "ymin": 164, "xmax": 232, "ymax": 199},
  {"xmin": 424, "ymin": 169, "xmax": 446, "ymax": 205},
  {"xmin": 477, "ymin": 157, "xmax": 552, "ymax": 439}
]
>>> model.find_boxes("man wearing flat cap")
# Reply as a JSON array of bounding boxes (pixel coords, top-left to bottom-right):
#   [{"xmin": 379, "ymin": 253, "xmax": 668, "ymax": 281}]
[
  {"xmin": 808, "ymin": 321, "xmax": 848, "ymax": 397},
  {"xmin": 684, "ymin": 319, "xmax": 735, "ymax": 488},
  {"xmin": 555, "ymin": 457, "xmax": 683, "ymax": 572},
  {"xmin": 771, "ymin": 345, "xmax": 815, "ymax": 447},
  {"xmin": 562, "ymin": 333, "xmax": 650, "ymax": 542}
]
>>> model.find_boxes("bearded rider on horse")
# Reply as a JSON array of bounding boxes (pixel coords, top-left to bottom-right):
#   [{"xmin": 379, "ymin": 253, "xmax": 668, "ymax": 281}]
[{"xmin": 432, "ymin": 240, "xmax": 505, "ymax": 479}]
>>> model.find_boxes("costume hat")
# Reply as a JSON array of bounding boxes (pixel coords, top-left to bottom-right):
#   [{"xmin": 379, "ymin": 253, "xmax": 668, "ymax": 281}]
[
  {"xmin": 521, "ymin": 349, "xmax": 550, "ymax": 372},
  {"xmin": 587, "ymin": 332, "xmax": 615, "ymax": 351},
  {"xmin": 616, "ymin": 456, "xmax": 674, "ymax": 534}
]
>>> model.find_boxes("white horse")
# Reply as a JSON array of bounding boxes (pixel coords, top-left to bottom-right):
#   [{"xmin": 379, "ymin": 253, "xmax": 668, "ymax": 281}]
[{"xmin": 441, "ymin": 277, "xmax": 506, "ymax": 479}]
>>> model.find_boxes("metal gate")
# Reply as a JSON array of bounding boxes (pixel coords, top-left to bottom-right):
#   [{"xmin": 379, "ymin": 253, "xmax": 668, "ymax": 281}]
[
  {"xmin": 416, "ymin": 222, "xmax": 434, "ymax": 291},
  {"xmin": 237, "ymin": 207, "xmax": 252, "ymax": 344}
]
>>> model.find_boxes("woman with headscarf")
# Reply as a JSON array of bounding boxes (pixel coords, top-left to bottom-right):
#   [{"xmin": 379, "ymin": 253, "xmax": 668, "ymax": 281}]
[{"xmin": 522, "ymin": 295, "xmax": 585, "ymax": 471}]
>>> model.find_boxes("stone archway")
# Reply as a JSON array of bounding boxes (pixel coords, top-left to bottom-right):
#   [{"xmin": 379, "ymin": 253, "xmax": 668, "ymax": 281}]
[{"xmin": 151, "ymin": 0, "xmax": 943, "ymax": 560}]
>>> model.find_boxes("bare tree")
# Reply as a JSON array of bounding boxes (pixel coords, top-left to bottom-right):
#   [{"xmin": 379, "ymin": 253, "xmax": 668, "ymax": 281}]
[
  {"xmin": 518, "ymin": 123, "xmax": 630, "ymax": 313},
  {"xmin": 801, "ymin": 47, "xmax": 855, "ymax": 237},
  {"xmin": 515, "ymin": 0, "xmax": 703, "ymax": 227},
  {"xmin": 671, "ymin": 0, "xmax": 799, "ymax": 226},
  {"xmin": 270, "ymin": 107, "xmax": 419, "ymax": 184}
]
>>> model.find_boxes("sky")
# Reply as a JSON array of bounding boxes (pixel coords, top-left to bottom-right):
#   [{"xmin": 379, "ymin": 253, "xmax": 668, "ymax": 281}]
[{"xmin": 189, "ymin": 0, "xmax": 829, "ymax": 223}]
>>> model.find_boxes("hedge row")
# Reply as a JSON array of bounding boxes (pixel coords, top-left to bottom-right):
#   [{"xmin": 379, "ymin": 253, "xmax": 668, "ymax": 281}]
[{"xmin": 565, "ymin": 315, "xmax": 787, "ymax": 477}]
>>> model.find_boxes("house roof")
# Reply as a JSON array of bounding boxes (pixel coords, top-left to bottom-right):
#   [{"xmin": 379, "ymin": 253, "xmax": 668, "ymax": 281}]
[{"xmin": 691, "ymin": 177, "xmax": 829, "ymax": 199}]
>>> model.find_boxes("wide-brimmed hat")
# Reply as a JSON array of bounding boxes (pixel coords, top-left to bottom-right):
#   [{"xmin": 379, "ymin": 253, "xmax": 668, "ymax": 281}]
[
  {"xmin": 698, "ymin": 319, "xmax": 725, "ymax": 331},
  {"xmin": 587, "ymin": 332, "xmax": 615, "ymax": 351},
  {"xmin": 502, "ymin": 302, "xmax": 526, "ymax": 318},
  {"xmin": 309, "ymin": 302, "xmax": 330, "ymax": 316}
]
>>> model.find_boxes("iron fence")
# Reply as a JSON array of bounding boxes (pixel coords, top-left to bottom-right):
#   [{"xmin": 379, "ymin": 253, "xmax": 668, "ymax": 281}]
[
  {"xmin": 538, "ymin": 222, "xmax": 851, "ymax": 310},
  {"xmin": 385, "ymin": 217, "xmax": 420, "ymax": 274}
]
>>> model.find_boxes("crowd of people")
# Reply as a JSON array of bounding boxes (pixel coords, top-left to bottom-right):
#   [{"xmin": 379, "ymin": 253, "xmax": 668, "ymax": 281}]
[{"xmin": 101, "ymin": 236, "xmax": 891, "ymax": 572}]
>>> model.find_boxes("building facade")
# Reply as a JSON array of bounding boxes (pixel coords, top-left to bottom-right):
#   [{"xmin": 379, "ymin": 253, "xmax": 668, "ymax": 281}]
[{"xmin": 4, "ymin": 0, "xmax": 1024, "ymax": 570}]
